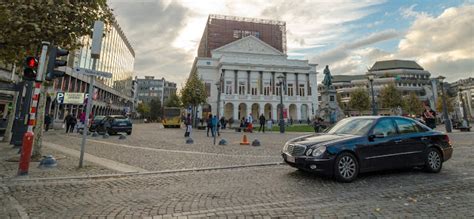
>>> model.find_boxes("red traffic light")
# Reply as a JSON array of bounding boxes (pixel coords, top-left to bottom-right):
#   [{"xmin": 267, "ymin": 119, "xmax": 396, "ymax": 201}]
[{"xmin": 25, "ymin": 57, "xmax": 38, "ymax": 68}]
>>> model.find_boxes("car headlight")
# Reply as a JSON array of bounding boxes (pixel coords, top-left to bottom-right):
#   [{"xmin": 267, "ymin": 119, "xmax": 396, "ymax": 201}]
[
  {"xmin": 311, "ymin": 146, "xmax": 326, "ymax": 157},
  {"xmin": 305, "ymin": 148, "xmax": 313, "ymax": 156}
]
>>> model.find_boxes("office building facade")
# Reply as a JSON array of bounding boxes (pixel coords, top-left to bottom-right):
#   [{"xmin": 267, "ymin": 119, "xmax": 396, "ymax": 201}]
[{"xmin": 134, "ymin": 76, "xmax": 177, "ymax": 104}]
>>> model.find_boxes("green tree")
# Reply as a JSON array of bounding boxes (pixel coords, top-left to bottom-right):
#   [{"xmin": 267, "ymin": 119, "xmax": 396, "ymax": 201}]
[
  {"xmin": 0, "ymin": 1, "xmax": 113, "ymax": 159},
  {"xmin": 403, "ymin": 92, "xmax": 424, "ymax": 115},
  {"xmin": 148, "ymin": 98, "xmax": 162, "ymax": 121},
  {"xmin": 181, "ymin": 71, "xmax": 207, "ymax": 127},
  {"xmin": 379, "ymin": 83, "xmax": 403, "ymax": 110},
  {"xmin": 136, "ymin": 102, "xmax": 150, "ymax": 118},
  {"xmin": 164, "ymin": 94, "xmax": 182, "ymax": 107},
  {"xmin": 348, "ymin": 88, "xmax": 370, "ymax": 114},
  {"xmin": 436, "ymin": 95, "xmax": 455, "ymax": 113}
]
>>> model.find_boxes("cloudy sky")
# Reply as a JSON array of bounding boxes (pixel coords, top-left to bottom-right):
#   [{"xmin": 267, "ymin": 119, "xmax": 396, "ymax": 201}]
[{"xmin": 109, "ymin": 0, "xmax": 474, "ymax": 87}]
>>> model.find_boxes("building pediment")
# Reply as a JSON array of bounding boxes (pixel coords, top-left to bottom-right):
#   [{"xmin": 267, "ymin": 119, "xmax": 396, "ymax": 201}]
[{"xmin": 212, "ymin": 35, "xmax": 285, "ymax": 56}]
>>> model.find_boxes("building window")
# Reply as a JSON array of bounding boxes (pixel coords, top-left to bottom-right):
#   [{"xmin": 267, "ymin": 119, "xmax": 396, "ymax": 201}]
[
  {"xmin": 238, "ymin": 81, "xmax": 245, "ymax": 95},
  {"xmin": 225, "ymin": 81, "xmax": 232, "ymax": 94},
  {"xmin": 287, "ymin": 83, "xmax": 294, "ymax": 96},
  {"xmin": 299, "ymin": 84, "xmax": 305, "ymax": 96},
  {"xmin": 263, "ymin": 82, "xmax": 271, "ymax": 96},
  {"xmin": 251, "ymin": 83, "xmax": 258, "ymax": 95}
]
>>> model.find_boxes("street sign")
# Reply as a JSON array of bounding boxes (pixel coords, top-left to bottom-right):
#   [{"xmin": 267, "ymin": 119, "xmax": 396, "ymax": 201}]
[
  {"xmin": 73, "ymin": 67, "xmax": 112, "ymax": 78},
  {"xmin": 63, "ymin": 92, "xmax": 85, "ymax": 105},
  {"xmin": 56, "ymin": 92, "xmax": 64, "ymax": 104}
]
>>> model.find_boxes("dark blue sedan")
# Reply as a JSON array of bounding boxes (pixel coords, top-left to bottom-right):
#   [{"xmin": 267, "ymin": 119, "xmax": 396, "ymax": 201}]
[{"xmin": 282, "ymin": 116, "xmax": 453, "ymax": 182}]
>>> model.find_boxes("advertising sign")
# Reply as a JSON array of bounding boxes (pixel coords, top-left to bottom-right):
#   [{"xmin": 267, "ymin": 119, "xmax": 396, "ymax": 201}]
[
  {"xmin": 63, "ymin": 92, "xmax": 85, "ymax": 105},
  {"xmin": 56, "ymin": 92, "xmax": 64, "ymax": 104}
]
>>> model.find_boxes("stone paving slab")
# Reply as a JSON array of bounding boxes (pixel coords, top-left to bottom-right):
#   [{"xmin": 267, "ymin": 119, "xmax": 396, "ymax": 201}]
[{"xmin": 0, "ymin": 143, "xmax": 118, "ymax": 180}]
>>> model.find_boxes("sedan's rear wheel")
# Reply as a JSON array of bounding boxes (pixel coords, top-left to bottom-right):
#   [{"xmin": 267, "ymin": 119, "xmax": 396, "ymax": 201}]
[
  {"xmin": 334, "ymin": 152, "xmax": 359, "ymax": 183},
  {"xmin": 424, "ymin": 148, "xmax": 442, "ymax": 173}
]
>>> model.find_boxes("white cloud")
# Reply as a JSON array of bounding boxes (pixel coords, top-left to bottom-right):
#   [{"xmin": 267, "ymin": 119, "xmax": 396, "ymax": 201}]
[
  {"xmin": 310, "ymin": 29, "xmax": 399, "ymax": 69},
  {"xmin": 313, "ymin": 4, "xmax": 474, "ymax": 82},
  {"xmin": 397, "ymin": 5, "xmax": 474, "ymax": 81}
]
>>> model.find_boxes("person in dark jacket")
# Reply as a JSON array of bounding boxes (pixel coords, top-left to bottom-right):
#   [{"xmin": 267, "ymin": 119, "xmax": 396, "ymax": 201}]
[
  {"xmin": 206, "ymin": 114, "xmax": 213, "ymax": 137},
  {"xmin": 44, "ymin": 114, "xmax": 52, "ymax": 132},
  {"xmin": 258, "ymin": 114, "xmax": 266, "ymax": 133},
  {"xmin": 64, "ymin": 113, "xmax": 76, "ymax": 133},
  {"xmin": 184, "ymin": 113, "xmax": 192, "ymax": 137}
]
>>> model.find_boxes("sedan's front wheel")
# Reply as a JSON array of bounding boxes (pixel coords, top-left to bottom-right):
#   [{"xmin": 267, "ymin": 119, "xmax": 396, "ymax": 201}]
[
  {"xmin": 424, "ymin": 148, "xmax": 442, "ymax": 173},
  {"xmin": 334, "ymin": 152, "xmax": 359, "ymax": 183}
]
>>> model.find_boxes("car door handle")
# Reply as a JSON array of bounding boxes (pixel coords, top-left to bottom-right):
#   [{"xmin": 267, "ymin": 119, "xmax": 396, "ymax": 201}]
[
  {"xmin": 420, "ymin": 137, "xmax": 428, "ymax": 141},
  {"xmin": 394, "ymin": 139, "xmax": 403, "ymax": 144}
]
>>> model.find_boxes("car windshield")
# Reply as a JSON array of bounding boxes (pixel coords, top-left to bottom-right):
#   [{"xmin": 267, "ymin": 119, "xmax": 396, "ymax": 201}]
[{"xmin": 327, "ymin": 118, "xmax": 375, "ymax": 135}]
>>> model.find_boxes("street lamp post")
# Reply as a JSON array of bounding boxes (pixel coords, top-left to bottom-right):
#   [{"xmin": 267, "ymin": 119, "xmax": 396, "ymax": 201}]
[
  {"xmin": 277, "ymin": 75, "xmax": 285, "ymax": 133},
  {"xmin": 438, "ymin": 76, "xmax": 452, "ymax": 133},
  {"xmin": 459, "ymin": 88, "xmax": 470, "ymax": 128},
  {"xmin": 368, "ymin": 74, "xmax": 377, "ymax": 115},
  {"xmin": 214, "ymin": 78, "xmax": 222, "ymax": 145}
]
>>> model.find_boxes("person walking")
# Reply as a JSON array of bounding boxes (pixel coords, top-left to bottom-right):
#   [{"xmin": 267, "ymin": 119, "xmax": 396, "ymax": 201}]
[
  {"xmin": 206, "ymin": 114, "xmax": 213, "ymax": 137},
  {"xmin": 184, "ymin": 113, "xmax": 192, "ymax": 137},
  {"xmin": 64, "ymin": 113, "xmax": 76, "ymax": 133},
  {"xmin": 258, "ymin": 113, "xmax": 266, "ymax": 133},
  {"xmin": 246, "ymin": 113, "xmax": 253, "ymax": 133},
  {"xmin": 44, "ymin": 113, "xmax": 52, "ymax": 131},
  {"xmin": 212, "ymin": 115, "xmax": 219, "ymax": 137}
]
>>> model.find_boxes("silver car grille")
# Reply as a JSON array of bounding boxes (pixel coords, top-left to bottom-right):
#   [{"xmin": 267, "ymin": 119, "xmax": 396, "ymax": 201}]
[{"xmin": 285, "ymin": 144, "xmax": 307, "ymax": 156}]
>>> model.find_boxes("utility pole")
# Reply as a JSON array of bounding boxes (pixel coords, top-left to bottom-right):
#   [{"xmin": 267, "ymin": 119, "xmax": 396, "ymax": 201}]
[{"xmin": 79, "ymin": 21, "xmax": 104, "ymax": 168}]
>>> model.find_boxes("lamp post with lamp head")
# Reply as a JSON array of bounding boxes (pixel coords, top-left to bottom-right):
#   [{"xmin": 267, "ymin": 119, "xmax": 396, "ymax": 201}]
[
  {"xmin": 277, "ymin": 75, "xmax": 285, "ymax": 133},
  {"xmin": 368, "ymin": 73, "xmax": 377, "ymax": 115},
  {"xmin": 438, "ymin": 76, "xmax": 452, "ymax": 133}
]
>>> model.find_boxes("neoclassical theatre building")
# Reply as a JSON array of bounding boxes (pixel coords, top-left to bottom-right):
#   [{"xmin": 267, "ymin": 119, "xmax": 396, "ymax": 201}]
[{"xmin": 189, "ymin": 35, "xmax": 318, "ymax": 123}]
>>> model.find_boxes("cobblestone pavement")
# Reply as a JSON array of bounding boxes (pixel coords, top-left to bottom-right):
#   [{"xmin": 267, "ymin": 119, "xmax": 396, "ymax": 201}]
[
  {"xmin": 40, "ymin": 124, "xmax": 300, "ymax": 171},
  {"xmin": 0, "ymin": 126, "xmax": 473, "ymax": 218}
]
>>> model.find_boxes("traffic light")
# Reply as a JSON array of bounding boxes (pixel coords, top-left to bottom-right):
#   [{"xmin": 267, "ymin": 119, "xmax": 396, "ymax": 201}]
[
  {"xmin": 45, "ymin": 46, "xmax": 69, "ymax": 81},
  {"xmin": 23, "ymin": 56, "xmax": 38, "ymax": 81}
]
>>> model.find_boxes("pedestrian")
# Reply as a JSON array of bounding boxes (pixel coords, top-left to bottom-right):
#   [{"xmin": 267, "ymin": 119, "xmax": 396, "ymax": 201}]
[
  {"xmin": 212, "ymin": 115, "xmax": 219, "ymax": 137},
  {"xmin": 220, "ymin": 116, "xmax": 226, "ymax": 129},
  {"xmin": 206, "ymin": 114, "xmax": 213, "ymax": 137},
  {"xmin": 290, "ymin": 117, "xmax": 293, "ymax": 125},
  {"xmin": 64, "ymin": 113, "xmax": 76, "ymax": 133},
  {"xmin": 246, "ymin": 113, "xmax": 253, "ymax": 133},
  {"xmin": 421, "ymin": 105, "xmax": 436, "ymax": 129},
  {"xmin": 313, "ymin": 117, "xmax": 321, "ymax": 133},
  {"xmin": 258, "ymin": 113, "xmax": 266, "ymax": 133},
  {"xmin": 44, "ymin": 113, "xmax": 51, "ymax": 132},
  {"xmin": 184, "ymin": 113, "xmax": 192, "ymax": 137}
]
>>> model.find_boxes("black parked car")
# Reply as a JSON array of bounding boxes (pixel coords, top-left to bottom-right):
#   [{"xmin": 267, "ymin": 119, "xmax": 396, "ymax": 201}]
[
  {"xmin": 96, "ymin": 115, "xmax": 132, "ymax": 135},
  {"xmin": 282, "ymin": 116, "xmax": 453, "ymax": 182},
  {"xmin": 89, "ymin": 115, "xmax": 106, "ymax": 132}
]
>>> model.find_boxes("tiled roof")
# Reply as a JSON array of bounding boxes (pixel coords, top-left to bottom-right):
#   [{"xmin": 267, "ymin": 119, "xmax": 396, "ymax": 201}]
[{"xmin": 369, "ymin": 60, "xmax": 424, "ymax": 71}]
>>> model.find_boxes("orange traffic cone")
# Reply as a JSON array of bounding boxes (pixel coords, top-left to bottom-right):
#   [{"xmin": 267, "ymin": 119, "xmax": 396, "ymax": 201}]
[{"xmin": 240, "ymin": 134, "xmax": 250, "ymax": 145}]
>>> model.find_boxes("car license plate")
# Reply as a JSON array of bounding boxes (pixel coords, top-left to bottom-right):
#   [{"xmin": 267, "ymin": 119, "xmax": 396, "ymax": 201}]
[
  {"xmin": 286, "ymin": 155, "xmax": 295, "ymax": 163},
  {"xmin": 119, "ymin": 123, "xmax": 126, "ymax": 126}
]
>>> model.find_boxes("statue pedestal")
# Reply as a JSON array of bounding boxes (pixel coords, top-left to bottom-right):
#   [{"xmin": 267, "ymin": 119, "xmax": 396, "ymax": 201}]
[{"xmin": 318, "ymin": 87, "xmax": 343, "ymax": 123}]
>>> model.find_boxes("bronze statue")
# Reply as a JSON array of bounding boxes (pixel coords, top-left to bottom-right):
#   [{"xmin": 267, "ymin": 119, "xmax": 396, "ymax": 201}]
[{"xmin": 322, "ymin": 65, "xmax": 332, "ymax": 88}]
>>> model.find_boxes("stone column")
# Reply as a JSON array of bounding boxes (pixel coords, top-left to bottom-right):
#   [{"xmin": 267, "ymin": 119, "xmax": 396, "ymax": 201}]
[
  {"xmin": 234, "ymin": 70, "xmax": 238, "ymax": 94},
  {"xmin": 295, "ymin": 73, "xmax": 299, "ymax": 96},
  {"xmin": 247, "ymin": 71, "xmax": 251, "ymax": 94}
]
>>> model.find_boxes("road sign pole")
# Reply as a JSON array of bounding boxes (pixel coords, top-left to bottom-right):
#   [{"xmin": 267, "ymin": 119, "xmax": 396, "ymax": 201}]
[{"xmin": 79, "ymin": 58, "xmax": 96, "ymax": 168}]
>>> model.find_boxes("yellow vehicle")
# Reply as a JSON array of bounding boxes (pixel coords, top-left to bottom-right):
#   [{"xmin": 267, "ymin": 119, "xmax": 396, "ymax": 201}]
[{"xmin": 162, "ymin": 107, "xmax": 182, "ymax": 128}]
